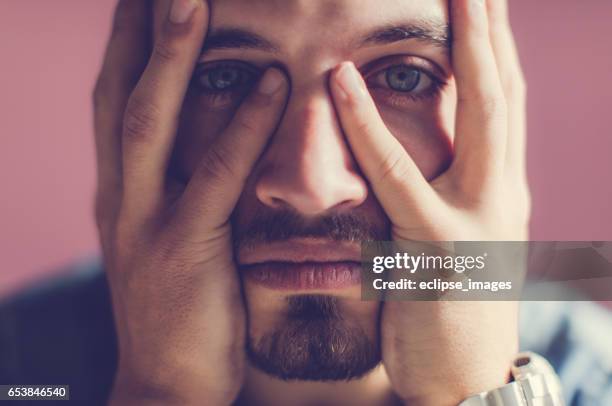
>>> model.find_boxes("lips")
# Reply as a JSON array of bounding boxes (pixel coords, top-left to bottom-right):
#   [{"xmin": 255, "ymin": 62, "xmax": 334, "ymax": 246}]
[
  {"xmin": 241, "ymin": 261, "xmax": 361, "ymax": 290},
  {"xmin": 238, "ymin": 239, "xmax": 363, "ymax": 290}
]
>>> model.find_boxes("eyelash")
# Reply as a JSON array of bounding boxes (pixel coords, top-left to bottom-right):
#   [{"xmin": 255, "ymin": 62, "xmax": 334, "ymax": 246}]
[
  {"xmin": 191, "ymin": 60, "xmax": 259, "ymax": 106},
  {"xmin": 362, "ymin": 57, "xmax": 446, "ymax": 107},
  {"xmin": 369, "ymin": 72, "xmax": 444, "ymax": 112},
  {"xmin": 191, "ymin": 58, "xmax": 446, "ymax": 108}
]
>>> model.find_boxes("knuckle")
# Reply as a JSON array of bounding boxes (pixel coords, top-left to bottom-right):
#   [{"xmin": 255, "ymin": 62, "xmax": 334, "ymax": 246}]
[
  {"xmin": 95, "ymin": 215, "xmax": 118, "ymax": 259},
  {"xmin": 518, "ymin": 78, "xmax": 528, "ymax": 97},
  {"xmin": 514, "ymin": 182, "xmax": 532, "ymax": 220},
  {"xmin": 110, "ymin": 11, "xmax": 131, "ymax": 38},
  {"xmin": 523, "ymin": 191, "xmax": 532, "ymax": 218},
  {"xmin": 246, "ymin": 90, "xmax": 277, "ymax": 109},
  {"xmin": 92, "ymin": 76, "xmax": 112, "ymax": 111},
  {"xmin": 235, "ymin": 91, "xmax": 285, "ymax": 130},
  {"xmin": 92, "ymin": 79, "xmax": 105, "ymax": 106},
  {"xmin": 199, "ymin": 145, "xmax": 238, "ymax": 181},
  {"xmin": 468, "ymin": 92, "xmax": 507, "ymax": 121},
  {"xmin": 113, "ymin": 210, "xmax": 145, "ymax": 257},
  {"xmin": 111, "ymin": 0, "xmax": 138, "ymax": 35},
  {"xmin": 355, "ymin": 118, "xmax": 375, "ymax": 136},
  {"xmin": 95, "ymin": 180, "xmax": 122, "ymax": 228},
  {"xmin": 482, "ymin": 97, "xmax": 505, "ymax": 118},
  {"xmin": 123, "ymin": 96, "xmax": 161, "ymax": 141},
  {"xmin": 152, "ymin": 40, "xmax": 179, "ymax": 65},
  {"xmin": 94, "ymin": 201, "xmax": 112, "ymax": 235},
  {"xmin": 488, "ymin": 98, "xmax": 507, "ymax": 121},
  {"xmin": 378, "ymin": 151, "xmax": 410, "ymax": 184},
  {"xmin": 498, "ymin": 63, "xmax": 527, "ymax": 102},
  {"xmin": 95, "ymin": 191, "xmax": 114, "ymax": 226},
  {"xmin": 154, "ymin": 232, "xmax": 208, "ymax": 264},
  {"xmin": 234, "ymin": 113, "xmax": 261, "ymax": 135},
  {"xmin": 505, "ymin": 75, "xmax": 527, "ymax": 103}
]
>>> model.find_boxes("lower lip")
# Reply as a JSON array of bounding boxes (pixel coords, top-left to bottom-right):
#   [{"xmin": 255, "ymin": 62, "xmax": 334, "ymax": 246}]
[{"xmin": 241, "ymin": 261, "xmax": 362, "ymax": 290}]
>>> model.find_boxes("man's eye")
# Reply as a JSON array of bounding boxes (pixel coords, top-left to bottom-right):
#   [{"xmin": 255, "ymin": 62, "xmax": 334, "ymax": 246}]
[
  {"xmin": 193, "ymin": 62, "xmax": 258, "ymax": 93},
  {"xmin": 368, "ymin": 65, "xmax": 435, "ymax": 95},
  {"xmin": 386, "ymin": 66, "xmax": 422, "ymax": 92}
]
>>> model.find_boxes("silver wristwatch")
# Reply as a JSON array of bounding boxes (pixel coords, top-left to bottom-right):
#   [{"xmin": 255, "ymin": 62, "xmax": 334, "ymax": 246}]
[{"xmin": 458, "ymin": 352, "xmax": 565, "ymax": 406}]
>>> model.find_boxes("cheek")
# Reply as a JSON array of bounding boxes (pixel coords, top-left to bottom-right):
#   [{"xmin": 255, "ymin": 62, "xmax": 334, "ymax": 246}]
[{"xmin": 378, "ymin": 95, "xmax": 455, "ymax": 180}]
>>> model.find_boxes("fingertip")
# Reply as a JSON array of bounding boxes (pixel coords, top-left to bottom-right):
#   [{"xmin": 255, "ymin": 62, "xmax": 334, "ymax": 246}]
[
  {"xmin": 161, "ymin": 0, "xmax": 208, "ymax": 38},
  {"xmin": 257, "ymin": 67, "xmax": 288, "ymax": 97},
  {"xmin": 451, "ymin": 0, "xmax": 489, "ymax": 36},
  {"xmin": 331, "ymin": 61, "xmax": 367, "ymax": 103}
]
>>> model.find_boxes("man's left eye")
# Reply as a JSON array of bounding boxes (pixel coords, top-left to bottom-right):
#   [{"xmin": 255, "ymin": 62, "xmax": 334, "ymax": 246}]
[{"xmin": 368, "ymin": 65, "xmax": 434, "ymax": 95}]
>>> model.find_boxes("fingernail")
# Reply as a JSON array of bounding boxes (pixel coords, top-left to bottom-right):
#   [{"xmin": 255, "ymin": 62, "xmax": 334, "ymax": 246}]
[
  {"xmin": 258, "ymin": 68, "xmax": 285, "ymax": 95},
  {"xmin": 335, "ymin": 62, "xmax": 367, "ymax": 100},
  {"xmin": 470, "ymin": 0, "xmax": 486, "ymax": 14},
  {"xmin": 169, "ymin": 0, "xmax": 198, "ymax": 24}
]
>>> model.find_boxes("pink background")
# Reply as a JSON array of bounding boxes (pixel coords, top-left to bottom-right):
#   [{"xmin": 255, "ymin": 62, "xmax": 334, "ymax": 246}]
[{"xmin": 1, "ymin": 1, "xmax": 611, "ymax": 297}]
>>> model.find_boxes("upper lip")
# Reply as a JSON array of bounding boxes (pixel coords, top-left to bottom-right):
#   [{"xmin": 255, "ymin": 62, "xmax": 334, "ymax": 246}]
[{"xmin": 237, "ymin": 238, "xmax": 362, "ymax": 265}]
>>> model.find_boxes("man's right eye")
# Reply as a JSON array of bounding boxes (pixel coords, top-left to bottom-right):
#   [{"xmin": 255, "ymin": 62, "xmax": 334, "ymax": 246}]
[{"xmin": 193, "ymin": 61, "xmax": 259, "ymax": 93}]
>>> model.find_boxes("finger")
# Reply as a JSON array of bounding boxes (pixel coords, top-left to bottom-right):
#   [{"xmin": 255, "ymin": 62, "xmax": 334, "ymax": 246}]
[
  {"xmin": 153, "ymin": 0, "xmax": 171, "ymax": 40},
  {"xmin": 486, "ymin": 0, "xmax": 527, "ymax": 179},
  {"xmin": 330, "ymin": 62, "xmax": 439, "ymax": 228},
  {"xmin": 93, "ymin": 0, "xmax": 150, "ymax": 239},
  {"xmin": 450, "ymin": 0, "xmax": 508, "ymax": 196},
  {"xmin": 121, "ymin": 0, "xmax": 208, "ymax": 219},
  {"xmin": 175, "ymin": 68, "xmax": 289, "ymax": 233}
]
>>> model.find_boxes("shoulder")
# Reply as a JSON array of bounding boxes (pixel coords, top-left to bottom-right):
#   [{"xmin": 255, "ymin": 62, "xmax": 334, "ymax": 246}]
[{"xmin": 0, "ymin": 260, "xmax": 117, "ymax": 405}]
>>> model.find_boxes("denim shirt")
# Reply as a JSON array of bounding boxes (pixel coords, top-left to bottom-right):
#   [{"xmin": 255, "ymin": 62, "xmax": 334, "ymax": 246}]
[{"xmin": 1, "ymin": 260, "xmax": 611, "ymax": 405}]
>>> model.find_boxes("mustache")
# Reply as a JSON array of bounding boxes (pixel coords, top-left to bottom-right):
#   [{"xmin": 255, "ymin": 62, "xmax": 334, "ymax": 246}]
[{"xmin": 233, "ymin": 208, "xmax": 388, "ymax": 250}]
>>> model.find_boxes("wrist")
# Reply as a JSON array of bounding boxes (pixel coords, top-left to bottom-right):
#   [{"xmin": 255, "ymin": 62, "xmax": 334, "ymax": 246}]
[
  {"xmin": 400, "ymin": 352, "xmax": 564, "ymax": 406},
  {"xmin": 395, "ymin": 367, "xmax": 512, "ymax": 406}
]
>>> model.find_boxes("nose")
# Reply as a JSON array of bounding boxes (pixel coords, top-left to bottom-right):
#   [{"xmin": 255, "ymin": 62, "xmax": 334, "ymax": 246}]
[{"xmin": 255, "ymin": 89, "xmax": 368, "ymax": 217}]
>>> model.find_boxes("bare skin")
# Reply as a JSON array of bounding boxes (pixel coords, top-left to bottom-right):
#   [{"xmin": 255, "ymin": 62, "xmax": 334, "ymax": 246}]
[
  {"xmin": 330, "ymin": 1, "xmax": 528, "ymax": 404},
  {"xmin": 95, "ymin": 1, "xmax": 289, "ymax": 403},
  {"xmin": 93, "ymin": 0, "xmax": 528, "ymax": 405}
]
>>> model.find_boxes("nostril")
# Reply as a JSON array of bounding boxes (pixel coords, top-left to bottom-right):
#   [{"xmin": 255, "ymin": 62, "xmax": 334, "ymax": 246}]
[
  {"xmin": 257, "ymin": 187, "xmax": 287, "ymax": 209},
  {"xmin": 333, "ymin": 195, "xmax": 367, "ymax": 212},
  {"xmin": 254, "ymin": 159, "xmax": 369, "ymax": 214},
  {"xmin": 269, "ymin": 197, "xmax": 286, "ymax": 209}
]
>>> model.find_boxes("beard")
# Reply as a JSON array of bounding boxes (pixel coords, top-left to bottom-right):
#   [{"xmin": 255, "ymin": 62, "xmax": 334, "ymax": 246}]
[
  {"xmin": 246, "ymin": 295, "xmax": 381, "ymax": 381},
  {"xmin": 233, "ymin": 206, "xmax": 389, "ymax": 381}
]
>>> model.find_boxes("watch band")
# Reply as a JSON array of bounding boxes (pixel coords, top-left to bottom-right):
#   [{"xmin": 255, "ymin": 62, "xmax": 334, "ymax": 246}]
[{"xmin": 458, "ymin": 352, "xmax": 565, "ymax": 406}]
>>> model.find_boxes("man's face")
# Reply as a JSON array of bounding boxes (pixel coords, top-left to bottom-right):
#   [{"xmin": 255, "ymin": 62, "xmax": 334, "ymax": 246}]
[{"xmin": 167, "ymin": 0, "xmax": 455, "ymax": 381}]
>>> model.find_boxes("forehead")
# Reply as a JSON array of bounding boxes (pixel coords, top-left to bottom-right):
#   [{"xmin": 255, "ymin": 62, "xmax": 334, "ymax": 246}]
[{"xmin": 209, "ymin": 0, "xmax": 449, "ymax": 51}]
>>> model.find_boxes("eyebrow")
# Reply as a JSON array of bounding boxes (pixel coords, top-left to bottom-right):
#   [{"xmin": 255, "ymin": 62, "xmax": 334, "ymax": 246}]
[
  {"xmin": 203, "ymin": 28, "xmax": 279, "ymax": 52},
  {"xmin": 202, "ymin": 19, "xmax": 450, "ymax": 54},
  {"xmin": 359, "ymin": 20, "xmax": 451, "ymax": 50}
]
